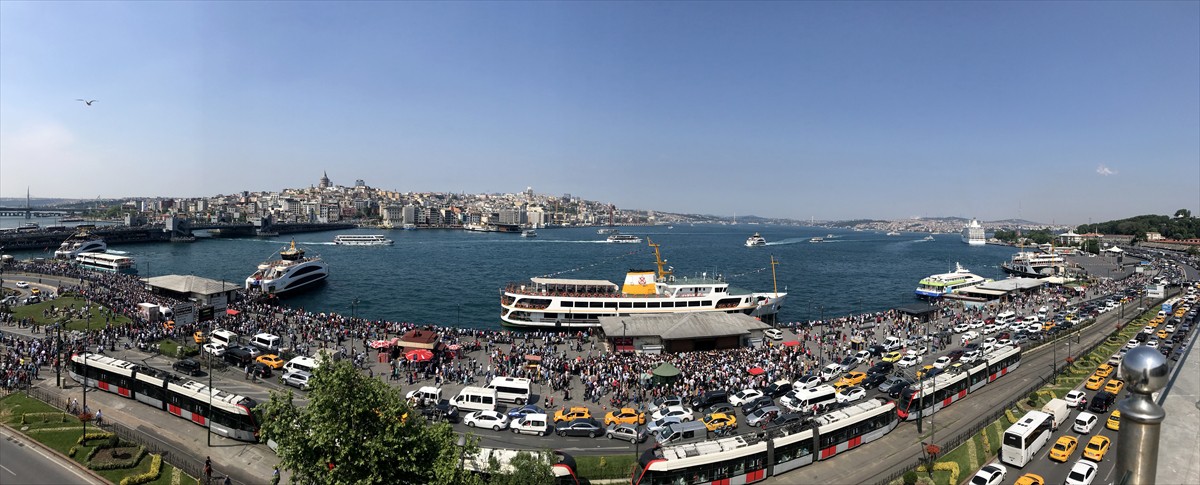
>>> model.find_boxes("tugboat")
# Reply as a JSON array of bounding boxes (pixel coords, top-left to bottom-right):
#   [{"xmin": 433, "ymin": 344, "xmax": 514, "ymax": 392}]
[{"xmin": 245, "ymin": 240, "xmax": 329, "ymax": 295}]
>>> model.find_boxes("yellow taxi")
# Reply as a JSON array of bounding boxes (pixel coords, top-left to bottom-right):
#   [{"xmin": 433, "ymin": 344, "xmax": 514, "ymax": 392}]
[
  {"xmin": 1082, "ymin": 435, "xmax": 1111, "ymax": 461},
  {"xmin": 1014, "ymin": 473, "xmax": 1045, "ymax": 485},
  {"xmin": 882, "ymin": 351, "xmax": 903, "ymax": 363},
  {"xmin": 1042, "ymin": 321, "xmax": 1057, "ymax": 332},
  {"xmin": 701, "ymin": 412, "xmax": 737, "ymax": 431},
  {"xmin": 1157, "ymin": 329, "xmax": 1169, "ymax": 339},
  {"xmin": 1106, "ymin": 410, "xmax": 1120, "ymax": 430},
  {"xmin": 1094, "ymin": 363, "xmax": 1115, "ymax": 378},
  {"xmin": 1148, "ymin": 318, "xmax": 1162, "ymax": 328},
  {"xmin": 193, "ymin": 331, "xmax": 207, "ymax": 344},
  {"xmin": 1104, "ymin": 379, "xmax": 1125, "ymax": 395},
  {"xmin": 30, "ymin": 288, "xmax": 41, "ymax": 295},
  {"xmin": 1048, "ymin": 435, "xmax": 1078, "ymax": 462},
  {"xmin": 604, "ymin": 407, "xmax": 646, "ymax": 426},
  {"xmin": 1084, "ymin": 374, "xmax": 1105, "ymax": 391},
  {"xmin": 553, "ymin": 406, "xmax": 592, "ymax": 423},
  {"xmin": 915, "ymin": 365, "xmax": 937, "ymax": 380},
  {"xmin": 256, "ymin": 354, "xmax": 285, "ymax": 369},
  {"xmin": 835, "ymin": 371, "xmax": 867, "ymax": 387}
]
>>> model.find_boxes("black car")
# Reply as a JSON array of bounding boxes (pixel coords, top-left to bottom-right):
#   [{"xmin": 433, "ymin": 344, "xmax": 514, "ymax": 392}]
[
  {"xmin": 866, "ymin": 362, "xmax": 894, "ymax": 376},
  {"xmin": 555, "ymin": 418, "xmax": 604, "ymax": 438},
  {"xmin": 690, "ymin": 390, "xmax": 730, "ymax": 409},
  {"xmin": 862, "ymin": 373, "xmax": 888, "ymax": 390},
  {"xmin": 867, "ymin": 344, "xmax": 886, "ymax": 357},
  {"xmin": 223, "ymin": 346, "xmax": 254, "ymax": 367},
  {"xmin": 423, "ymin": 399, "xmax": 461, "ymax": 423},
  {"xmin": 763, "ymin": 381, "xmax": 792, "ymax": 398},
  {"xmin": 1089, "ymin": 391, "xmax": 1116, "ymax": 413},
  {"xmin": 774, "ymin": 412, "xmax": 805, "ymax": 426},
  {"xmin": 741, "ymin": 396, "xmax": 774, "ymax": 415},
  {"xmin": 172, "ymin": 358, "xmax": 202, "ymax": 376}
]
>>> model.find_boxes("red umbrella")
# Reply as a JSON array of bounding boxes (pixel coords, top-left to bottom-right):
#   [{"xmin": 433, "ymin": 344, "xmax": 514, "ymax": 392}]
[
  {"xmin": 782, "ymin": 341, "xmax": 800, "ymax": 347},
  {"xmin": 748, "ymin": 367, "xmax": 766, "ymax": 376},
  {"xmin": 405, "ymin": 349, "xmax": 434, "ymax": 362},
  {"xmin": 369, "ymin": 340, "xmax": 391, "ymax": 349},
  {"xmin": 447, "ymin": 344, "xmax": 461, "ymax": 351}
]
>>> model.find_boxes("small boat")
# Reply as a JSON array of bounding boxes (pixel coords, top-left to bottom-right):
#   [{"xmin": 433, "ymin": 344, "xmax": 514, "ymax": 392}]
[
  {"xmin": 745, "ymin": 233, "xmax": 767, "ymax": 247},
  {"xmin": 886, "ymin": 231, "xmax": 901, "ymax": 236},
  {"xmin": 597, "ymin": 228, "xmax": 619, "ymax": 235},
  {"xmin": 809, "ymin": 237, "xmax": 824, "ymax": 243},
  {"xmin": 521, "ymin": 230, "xmax": 538, "ymax": 238},
  {"xmin": 607, "ymin": 234, "xmax": 642, "ymax": 244},
  {"xmin": 923, "ymin": 235, "xmax": 935, "ymax": 241},
  {"xmin": 402, "ymin": 223, "xmax": 417, "ymax": 230},
  {"xmin": 246, "ymin": 240, "xmax": 329, "ymax": 295}
]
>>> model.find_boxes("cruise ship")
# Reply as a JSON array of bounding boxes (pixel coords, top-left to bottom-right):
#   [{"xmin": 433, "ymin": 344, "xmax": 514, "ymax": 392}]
[
  {"xmin": 606, "ymin": 234, "xmax": 642, "ymax": 244},
  {"xmin": 333, "ymin": 234, "xmax": 394, "ymax": 246},
  {"xmin": 499, "ymin": 239, "xmax": 786, "ymax": 328},
  {"xmin": 745, "ymin": 233, "xmax": 766, "ymax": 247},
  {"xmin": 1001, "ymin": 250, "xmax": 1066, "ymax": 277},
  {"xmin": 915, "ymin": 263, "xmax": 987, "ymax": 299},
  {"xmin": 245, "ymin": 240, "xmax": 329, "ymax": 295},
  {"xmin": 961, "ymin": 219, "xmax": 986, "ymax": 245},
  {"xmin": 53, "ymin": 230, "xmax": 107, "ymax": 259}
]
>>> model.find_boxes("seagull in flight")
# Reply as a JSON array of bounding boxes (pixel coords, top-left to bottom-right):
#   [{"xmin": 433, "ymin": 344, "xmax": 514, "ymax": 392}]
[{"xmin": 76, "ymin": 99, "xmax": 98, "ymax": 106}]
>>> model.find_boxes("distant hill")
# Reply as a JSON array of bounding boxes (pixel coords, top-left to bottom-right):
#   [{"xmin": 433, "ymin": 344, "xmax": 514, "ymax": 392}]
[
  {"xmin": 1080, "ymin": 212, "xmax": 1198, "ymax": 240},
  {"xmin": 0, "ymin": 197, "xmax": 88, "ymax": 208}
]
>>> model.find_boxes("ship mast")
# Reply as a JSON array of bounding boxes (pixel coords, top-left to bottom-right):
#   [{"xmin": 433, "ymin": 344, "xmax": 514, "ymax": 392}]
[
  {"xmin": 647, "ymin": 238, "xmax": 672, "ymax": 281},
  {"xmin": 770, "ymin": 255, "xmax": 779, "ymax": 296}
]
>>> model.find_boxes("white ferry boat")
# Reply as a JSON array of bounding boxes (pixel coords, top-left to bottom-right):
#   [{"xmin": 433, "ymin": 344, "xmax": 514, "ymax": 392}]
[
  {"xmin": 962, "ymin": 219, "xmax": 986, "ymax": 245},
  {"xmin": 333, "ymin": 234, "xmax": 394, "ymax": 246},
  {"xmin": 500, "ymin": 239, "xmax": 786, "ymax": 328},
  {"xmin": 521, "ymin": 230, "xmax": 538, "ymax": 238},
  {"xmin": 74, "ymin": 252, "xmax": 138, "ymax": 274},
  {"xmin": 54, "ymin": 230, "xmax": 107, "ymax": 259},
  {"xmin": 1001, "ymin": 250, "xmax": 1065, "ymax": 277},
  {"xmin": 923, "ymin": 235, "xmax": 935, "ymax": 241},
  {"xmin": 886, "ymin": 231, "xmax": 901, "ymax": 236},
  {"xmin": 245, "ymin": 240, "xmax": 329, "ymax": 295},
  {"xmin": 597, "ymin": 228, "xmax": 619, "ymax": 235},
  {"xmin": 915, "ymin": 263, "xmax": 987, "ymax": 298},
  {"xmin": 745, "ymin": 233, "xmax": 767, "ymax": 247},
  {"xmin": 607, "ymin": 234, "xmax": 642, "ymax": 244},
  {"xmin": 809, "ymin": 237, "xmax": 824, "ymax": 243}
]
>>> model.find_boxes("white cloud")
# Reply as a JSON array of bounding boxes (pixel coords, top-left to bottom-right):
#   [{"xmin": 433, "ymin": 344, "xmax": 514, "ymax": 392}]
[{"xmin": 1096, "ymin": 164, "xmax": 1117, "ymax": 176}]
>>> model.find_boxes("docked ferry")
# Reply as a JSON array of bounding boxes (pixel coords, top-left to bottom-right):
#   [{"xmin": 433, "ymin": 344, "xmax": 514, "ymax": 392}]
[
  {"xmin": 75, "ymin": 252, "xmax": 138, "ymax": 274},
  {"xmin": 334, "ymin": 234, "xmax": 394, "ymax": 246},
  {"xmin": 53, "ymin": 230, "xmax": 107, "ymax": 259},
  {"xmin": 745, "ymin": 233, "xmax": 767, "ymax": 247},
  {"xmin": 245, "ymin": 240, "xmax": 329, "ymax": 295},
  {"xmin": 1001, "ymin": 250, "xmax": 1066, "ymax": 277},
  {"xmin": 962, "ymin": 219, "xmax": 986, "ymax": 245},
  {"xmin": 915, "ymin": 263, "xmax": 987, "ymax": 298},
  {"xmin": 500, "ymin": 239, "xmax": 786, "ymax": 328}
]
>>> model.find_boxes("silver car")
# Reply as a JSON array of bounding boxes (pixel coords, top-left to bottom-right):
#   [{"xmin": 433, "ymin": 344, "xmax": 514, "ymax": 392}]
[
  {"xmin": 606, "ymin": 424, "xmax": 648, "ymax": 443},
  {"xmin": 745, "ymin": 405, "xmax": 781, "ymax": 427},
  {"xmin": 282, "ymin": 370, "xmax": 312, "ymax": 390}
]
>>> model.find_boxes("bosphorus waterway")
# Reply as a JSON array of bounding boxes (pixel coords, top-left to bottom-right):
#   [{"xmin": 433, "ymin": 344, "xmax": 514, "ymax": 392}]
[{"xmin": 2, "ymin": 219, "xmax": 1018, "ymax": 329}]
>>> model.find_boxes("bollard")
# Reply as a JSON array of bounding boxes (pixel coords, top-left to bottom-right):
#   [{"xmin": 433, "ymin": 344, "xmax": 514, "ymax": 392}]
[{"xmin": 1115, "ymin": 346, "xmax": 1168, "ymax": 485}]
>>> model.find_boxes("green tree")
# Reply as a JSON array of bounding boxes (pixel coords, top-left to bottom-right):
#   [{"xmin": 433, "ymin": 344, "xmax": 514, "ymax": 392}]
[
  {"xmin": 1082, "ymin": 239, "xmax": 1100, "ymax": 255},
  {"xmin": 258, "ymin": 360, "xmax": 474, "ymax": 485},
  {"xmin": 1175, "ymin": 209, "xmax": 1192, "ymax": 219},
  {"xmin": 483, "ymin": 450, "xmax": 555, "ymax": 485}
]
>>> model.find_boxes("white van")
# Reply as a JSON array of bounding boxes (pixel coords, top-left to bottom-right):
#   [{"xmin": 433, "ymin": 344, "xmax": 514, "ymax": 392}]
[
  {"xmin": 509, "ymin": 413, "xmax": 549, "ymax": 436},
  {"xmin": 210, "ymin": 329, "xmax": 238, "ymax": 348},
  {"xmin": 781, "ymin": 385, "xmax": 837, "ymax": 413},
  {"xmin": 284, "ymin": 356, "xmax": 319, "ymax": 375},
  {"xmin": 995, "ymin": 311, "xmax": 1016, "ymax": 325},
  {"xmin": 405, "ymin": 386, "xmax": 442, "ymax": 407},
  {"xmin": 882, "ymin": 336, "xmax": 904, "ymax": 352},
  {"xmin": 453, "ymin": 386, "xmax": 497, "ymax": 413},
  {"xmin": 487, "ymin": 377, "xmax": 532, "ymax": 404},
  {"xmin": 250, "ymin": 333, "xmax": 282, "ymax": 353}
]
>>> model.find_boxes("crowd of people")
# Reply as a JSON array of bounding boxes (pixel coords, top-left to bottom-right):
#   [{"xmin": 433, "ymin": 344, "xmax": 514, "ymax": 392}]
[{"xmin": 0, "ymin": 254, "xmax": 1174, "ymax": 413}]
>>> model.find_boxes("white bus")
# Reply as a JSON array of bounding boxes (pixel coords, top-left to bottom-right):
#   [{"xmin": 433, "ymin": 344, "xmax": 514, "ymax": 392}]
[
  {"xmin": 487, "ymin": 376, "xmax": 532, "ymax": 404},
  {"xmin": 1001, "ymin": 410, "xmax": 1054, "ymax": 468}
]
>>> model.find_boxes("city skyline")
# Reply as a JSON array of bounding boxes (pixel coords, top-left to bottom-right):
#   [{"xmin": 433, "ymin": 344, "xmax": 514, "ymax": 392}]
[{"xmin": 1, "ymin": 2, "xmax": 1197, "ymax": 225}]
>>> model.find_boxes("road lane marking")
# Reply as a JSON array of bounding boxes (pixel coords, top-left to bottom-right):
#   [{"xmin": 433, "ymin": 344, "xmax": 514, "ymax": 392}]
[{"xmin": 1, "ymin": 463, "xmax": 14, "ymax": 475}]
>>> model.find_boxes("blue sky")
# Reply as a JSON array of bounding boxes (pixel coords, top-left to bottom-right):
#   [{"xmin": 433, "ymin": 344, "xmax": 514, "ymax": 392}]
[{"xmin": 1, "ymin": 1, "xmax": 1196, "ymax": 224}]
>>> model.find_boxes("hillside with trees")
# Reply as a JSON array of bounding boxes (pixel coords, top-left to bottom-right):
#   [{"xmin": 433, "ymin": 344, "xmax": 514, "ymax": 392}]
[{"xmin": 1078, "ymin": 210, "xmax": 1198, "ymax": 241}]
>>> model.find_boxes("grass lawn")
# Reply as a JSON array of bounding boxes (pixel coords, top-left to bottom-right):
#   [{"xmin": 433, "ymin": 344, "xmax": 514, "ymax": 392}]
[
  {"xmin": 575, "ymin": 454, "xmax": 638, "ymax": 480},
  {"xmin": 7, "ymin": 295, "xmax": 132, "ymax": 331}
]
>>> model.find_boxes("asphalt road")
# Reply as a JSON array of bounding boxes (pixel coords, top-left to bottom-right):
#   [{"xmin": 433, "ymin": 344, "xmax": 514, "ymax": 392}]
[{"xmin": 0, "ymin": 426, "xmax": 105, "ymax": 485}]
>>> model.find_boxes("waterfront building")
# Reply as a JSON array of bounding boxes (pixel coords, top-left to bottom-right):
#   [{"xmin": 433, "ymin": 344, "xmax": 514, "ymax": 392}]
[{"xmin": 598, "ymin": 313, "xmax": 771, "ymax": 354}]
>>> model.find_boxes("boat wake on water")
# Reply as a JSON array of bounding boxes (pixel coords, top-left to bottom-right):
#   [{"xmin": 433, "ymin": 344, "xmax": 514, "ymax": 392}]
[
  {"xmin": 105, "ymin": 249, "xmax": 129, "ymax": 255},
  {"xmin": 764, "ymin": 238, "xmax": 808, "ymax": 246}
]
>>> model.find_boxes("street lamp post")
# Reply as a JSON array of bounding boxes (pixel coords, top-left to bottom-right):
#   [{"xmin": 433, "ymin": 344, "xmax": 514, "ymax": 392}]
[{"xmin": 453, "ymin": 434, "xmax": 467, "ymax": 483}]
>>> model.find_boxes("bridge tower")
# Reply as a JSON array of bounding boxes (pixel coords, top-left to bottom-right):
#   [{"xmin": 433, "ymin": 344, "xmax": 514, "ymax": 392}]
[{"xmin": 25, "ymin": 187, "xmax": 31, "ymax": 219}]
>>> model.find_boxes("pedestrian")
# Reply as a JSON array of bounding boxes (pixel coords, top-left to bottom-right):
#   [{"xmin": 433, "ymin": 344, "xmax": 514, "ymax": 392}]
[
  {"xmin": 271, "ymin": 466, "xmax": 280, "ymax": 485},
  {"xmin": 205, "ymin": 456, "xmax": 213, "ymax": 483}
]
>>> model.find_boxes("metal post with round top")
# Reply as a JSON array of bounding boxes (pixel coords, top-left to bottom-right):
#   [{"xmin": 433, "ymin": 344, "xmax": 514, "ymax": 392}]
[{"xmin": 1115, "ymin": 346, "xmax": 1169, "ymax": 485}]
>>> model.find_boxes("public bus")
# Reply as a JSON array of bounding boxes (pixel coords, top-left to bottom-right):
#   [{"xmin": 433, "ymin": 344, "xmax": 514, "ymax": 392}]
[
  {"xmin": 632, "ymin": 398, "xmax": 899, "ymax": 484},
  {"xmin": 896, "ymin": 345, "xmax": 1021, "ymax": 421},
  {"xmin": 463, "ymin": 448, "xmax": 578, "ymax": 485},
  {"xmin": 69, "ymin": 353, "xmax": 260, "ymax": 442},
  {"xmin": 1001, "ymin": 410, "xmax": 1054, "ymax": 468}
]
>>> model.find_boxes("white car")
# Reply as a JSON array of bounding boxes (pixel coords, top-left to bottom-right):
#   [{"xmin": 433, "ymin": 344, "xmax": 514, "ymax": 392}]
[
  {"xmin": 794, "ymin": 375, "xmax": 823, "ymax": 390},
  {"xmin": 1147, "ymin": 339, "xmax": 1159, "ymax": 349},
  {"xmin": 650, "ymin": 406, "xmax": 694, "ymax": 423},
  {"xmin": 932, "ymin": 356, "xmax": 952, "ymax": 370},
  {"xmin": 1073, "ymin": 412, "xmax": 1097, "ymax": 434},
  {"xmin": 961, "ymin": 331, "xmax": 980, "ymax": 343},
  {"xmin": 997, "ymin": 338, "xmax": 1012, "ymax": 347},
  {"xmin": 203, "ymin": 343, "xmax": 227, "ymax": 356},
  {"xmin": 1064, "ymin": 390, "xmax": 1087, "ymax": 407},
  {"xmin": 960, "ymin": 350, "xmax": 981, "ymax": 364},
  {"xmin": 820, "ymin": 363, "xmax": 842, "ymax": 382},
  {"xmin": 968, "ymin": 463, "xmax": 1006, "ymax": 485},
  {"xmin": 853, "ymin": 350, "xmax": 871, "ymax": 364},
  {"xmin": 982, "ymin": 338, "xmax": 997, "ymax": 352},
  {"xmin": 1065, "ymin": 459, "xmax": 1098, "ymax": 485},
  {"xmin": 897, "ymin": 355, "xmax": 921, "ymax": 368},
  {"xmin": 835, "ymin": 386, "xmax": 866, "ymax": 404},
  {"xmin": 14, "ymin": 281, "xmax": 29, "ymax": 288},
  {"xmin": 729, "ymin": 388, "xmax": 764, "ymax": 406},
  {"xmin": 764, "ymin": 328, "xmax": 783, "ymax": 340},
  {"xmin": 1143, "ymin": 326, "xmax": 1155, "ymax": 335},
  {"xmin": 464, "ymin": 410, "xmax": 510, "ymax": 430},
  {"xmin": 1165, "ymin": 324, "xmax": 1177, "ymax": 332},
  {"xmin": 969, "ymin": 320, "xmax": 985, "ymax": 330},
  {"xmin": 982, "ymin": 324, "xmax": 998, "ymax": 334},
  {"xmin": 911, "ymin": 346, "xmax": 929, "ymax": 356},
  {"xmin": 1126, "ymin": 339, "xmax": 1140, "ymax": 349},
  {"xmin": 953, "ymin": 323, "xmax": 971, "ymax": 333}
]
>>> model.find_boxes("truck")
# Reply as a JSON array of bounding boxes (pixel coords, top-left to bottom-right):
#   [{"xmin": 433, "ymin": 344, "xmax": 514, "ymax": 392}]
[{"xmin": 1041, "ymin": 398, "xmax": 1070, "ymax": 430}]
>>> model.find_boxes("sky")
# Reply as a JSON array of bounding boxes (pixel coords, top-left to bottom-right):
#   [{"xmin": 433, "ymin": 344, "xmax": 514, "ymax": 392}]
[{"xmin": 1, "ymin": 1, "xmax": 1197, "ymax": 225}]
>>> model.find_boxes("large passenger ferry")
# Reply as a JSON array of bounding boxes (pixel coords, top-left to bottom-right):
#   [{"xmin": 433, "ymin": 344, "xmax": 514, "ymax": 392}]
[
  {"xmin": 333, "ymin": 234, "xmax": 394, "ymax": 246},
  {"xmin": 54, "ymin": 230, "xmax": 107, "ymax": 259},
  {"xmin": 1001, "ymin": 250, "xmax": 1065, "ymax": 277},
  {"xmin": 962, "ymin": 219, "xmax": 986, "ymax": 245},
  {"xmin": 914, "ymin": 263, "xmax": 987, "ymax": 298},
  {"xmin": 245, "ymin": 240, "xmax": 329, "ymax": 295},
  {"xmin": 607, "ymin": 234, "xmax": 642, "ymax": 244},
  {"xmin": 75, "ymin": 252, "xmax": 138, "ymax": 274},
  {"xmin": 745, "ymin": 233, "xmax": 766, "ymax": 247},
  {"xmin": 500, "ymin": 239, "xmax": 786, "ymax": 328}
]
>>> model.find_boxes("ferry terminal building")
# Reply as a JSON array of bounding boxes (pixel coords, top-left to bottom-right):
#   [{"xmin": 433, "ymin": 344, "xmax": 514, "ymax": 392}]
[{"xmin": 599, "ymin": 312, "xmax": 772, "ymax": 354}]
